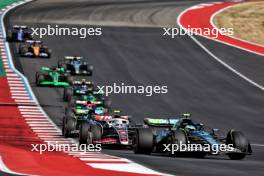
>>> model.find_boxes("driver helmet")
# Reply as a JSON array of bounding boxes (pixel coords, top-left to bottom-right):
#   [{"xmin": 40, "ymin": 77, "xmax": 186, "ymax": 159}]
[
  {"xmin": 94, "ymin": 107, "xmax": 105, "ymax": 115},
  {"xmin": 184, "ymin": 125, "xmax": 196, "ymax": 133},
  {"xmin": 81, "ymin": 79, "xmax": 86, "ymax": 85}
]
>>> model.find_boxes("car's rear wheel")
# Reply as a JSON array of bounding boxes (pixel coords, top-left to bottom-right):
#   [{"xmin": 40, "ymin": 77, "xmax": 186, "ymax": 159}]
[
  {"xmin": 166, "ymin": 130, "xmax": 187, "ymax": 156},
  {"xmin": 22, "ymin": 47, "xmax": 28, "ymax": 55},
  {"xmin": 87, "ymin": 65, "xmax": 94, "ymax": 76},
  {"xmin": 103, "ymin": 99, "xmax": 111, "ymax": 109},
  {"xmin": 36, "ymin": 74, "xmax": 45, "ymax": 86},
  {"xmin": 133, "ymin": 128, "xmax": 153, "ymax": 154},
  {"xmin": 91, "ymin": 125, "xmax": 102, "ymax": 141},
  {"xmin": 79, "ymin": 123, "xmax": 92, "ymax": 145},
  {"xmin": 6, "ymin": 30, "xmax": 12, "ymax": 42},
  {"xmin": 68, "ymin": 96, "xmax": 76, "ymax": 106},
  {"xmin": 226, "ymin": 130, "xmax": 249, "ymax": 160},
  {"xmin": 63, "ymin": 115, "xmax": 76, "ymax": 138},
  {"xmin": 57, "ymin": 60, "xmax": 66, "ymax": 68},
  {"xmin": 63, "ymin": 87, "xmax": 73, "ymax": 101},
  {"xmin": 66, "ymin": 75, "xmax": 74, "ymax": 85}
]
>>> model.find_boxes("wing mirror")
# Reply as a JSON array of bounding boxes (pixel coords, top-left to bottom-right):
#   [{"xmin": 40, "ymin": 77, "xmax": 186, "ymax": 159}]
[{"xmin": 212, "ymin": 128, "xmax": 219, "ymax": 135}]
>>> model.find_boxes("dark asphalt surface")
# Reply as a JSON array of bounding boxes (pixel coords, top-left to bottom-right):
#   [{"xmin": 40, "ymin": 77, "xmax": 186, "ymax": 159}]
[{"xmin": 4, "ymin": 0, "xmax": 264, "ymax": 175}]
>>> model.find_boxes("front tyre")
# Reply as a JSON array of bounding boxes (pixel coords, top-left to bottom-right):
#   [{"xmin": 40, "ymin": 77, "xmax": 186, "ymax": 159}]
[
  {"xmin": 79, "ymin": 123, "xmax": 91, "ymax": 145},
  {"xmin": 63, "ymin": 115, "xmax": 76, "ymax": 138},
  {"xmin": 133, "ymin": 128, "xmax": 153, "ymax": 154},
  {"xmin": 226, "ymin": 130, "xmax": 250, "ymax": 160}
]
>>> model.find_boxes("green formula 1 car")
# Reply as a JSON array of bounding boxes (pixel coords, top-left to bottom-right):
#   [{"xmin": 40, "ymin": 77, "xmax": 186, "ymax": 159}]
[{"xmin": 35, "ymin": 66, "xmax": 73, "ymax": 86}]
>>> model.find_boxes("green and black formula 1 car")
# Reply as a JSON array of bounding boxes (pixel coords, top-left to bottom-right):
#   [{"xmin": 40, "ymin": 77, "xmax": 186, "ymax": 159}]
[
  {"xmin": 133, "ymin": 113, "xmax": 252, "ymax": 160},
  {"xmin": 35, "ymin": 66, "xmax": 73, "ymax": 86},
  {"xmin": 63, "ymin": 80, "xmax": 95, "ymax": 101},
  {"xmin": 62, "ymin": 100, "xmax": 108, "ymax": 137}
]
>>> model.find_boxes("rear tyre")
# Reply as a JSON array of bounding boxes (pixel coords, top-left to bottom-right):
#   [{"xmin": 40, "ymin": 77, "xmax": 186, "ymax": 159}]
[
  {"xmin": 91, "ymin": 125, "xmax": 102, "ymax": 141},
  {"xmin": 6, "ymin": 30, "xmax": 12, "ymax": 42},
  {"xmin": 167, "ymin": 130, "xmax": 188, "ymax": 156},
  {"xmin": 63, "ymin": 115, "xmax": 76, "ymax": 138},
  {"xmin": 63, "ymin": 87, "xmax": 73, "ymax": 101},
  {"xmin": 133, "ymin": 128, "xmax": 153, "ymax": 154},
  {"xmin": 103, "ymin": 99, "xmax": 111, "ymax": 109},
  {"xmin": 87, "ymin": 65, "xmax": 94, "ymax": 76},
  {"xmin": 69, "ymin": 96, "xmax": 76, "ymax": 106},
  {"xmin": 66, "ymin": 75, "xmax": 74, "ymax": 85},
  {"xmin": 46, "ymin": 49, "xmax": 52, "ymax": 58},
  {"xmin": 36, "ymin": 74, "xmax": 45, "ymax": 86},
  {"xmin": 226, "ymin": 130, "xmax": 249, "ymax": 160},
  {"xmin": 79, "ymin": 123, "xmax": 92, "ymax": 145}
]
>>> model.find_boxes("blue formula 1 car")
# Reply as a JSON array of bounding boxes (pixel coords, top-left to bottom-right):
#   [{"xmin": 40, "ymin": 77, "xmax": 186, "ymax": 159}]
[
  {"xmin": 6, "ymin": 25, "xmax": 33, "ymax": 42},
  {"xmin": 133, "ymin": 113, "xmax": 252, "ymax": 160},
  {"xmin": 63, "ymin": 80, "xmax": 95, "ymax": 101},
  {"xmin": 57, "ymin": 56, "xmax": 93, "ymax": 76}
]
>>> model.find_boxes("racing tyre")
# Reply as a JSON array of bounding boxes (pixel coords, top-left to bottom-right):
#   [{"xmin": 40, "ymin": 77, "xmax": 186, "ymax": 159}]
[
  {"xmin": 63, "ymin": 87, "xmax": 73, "ymax": 101},
  {"xmin": 166, "ymin": 130, "xmax": 188, "ymax": 156},
  {"xmin": 103, "ymin": 99, "xmax": 111, "ymax": 109},
  {"xmin": 226, "ymin": 130, "xmax": 250, "ymax": 160},
  {"xmin": 133, "ymin": 128, "xmax": 153, "ymax": 154},
  {"xmin": 46, "ymin": 49, "xmax": 52, "ymax": 58},
  {"xmin": 19, "ymin": 47, "xmax": 28, "ymax": 56},
  {"xmin": 63, "ymin": 115, "xmax": 76, "ymax": 138},
  {"xmin": 57, "ymin": 60, "xmax": 66, "ymax": 69},
  {"xmin": 79, "ymin": 123, "xmax": 92, "ymax": 145},
  {"xmin": 90, "ymin": 125, "xmax": 102, "ymax": 141},
  {"xmin": 36, "ymin": 73, "xmax": 45, "ymax": 86},
  {"xmin": 87, "ymin": 65, "xmax": 94, "ymax": 76},
  {"xmin": 66, "ymin": 75, "xmax": 74, "ymax": 85},
  {"xmin": 69, "ymin": 96, "xmax": 76, "ymax": 106},
  {"xmin": 6, "ymin": 30, "xmax": 12, "ymax": 42}
]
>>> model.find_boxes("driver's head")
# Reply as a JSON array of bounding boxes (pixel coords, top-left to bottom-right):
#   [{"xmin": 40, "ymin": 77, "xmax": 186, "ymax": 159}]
[
  {"xmin": 95, "ymin": 107, "xmax": 104, "ymax": 115},
  {"xmin": 81, "ymin": 79, "xmax": 86, "ymax": 85},
  {"xmin": 184, "ymin": 125, "xmax": 196, "ymax": 133},
  {"xmin": 113, "ymin": 114, "xmax": 120, "ymax": 119},
  {"xmin": 52, "ymin": 66, "xmax": 57, "ymax": 71}
]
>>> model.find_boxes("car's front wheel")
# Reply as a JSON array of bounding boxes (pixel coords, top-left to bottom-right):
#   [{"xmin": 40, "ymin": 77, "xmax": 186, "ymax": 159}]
[
  {"xmin": 133, "ymin": 128, "xmax": 153, "ymax": 154},
  {"xmin": 226, "ymin": 130, "xmax": 250, "ymax": 160}
]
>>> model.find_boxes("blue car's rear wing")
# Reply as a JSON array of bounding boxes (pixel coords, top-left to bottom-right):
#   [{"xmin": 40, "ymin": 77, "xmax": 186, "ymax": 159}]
[
  {"xmin": 64, "ymin": 56, "xmax": 83, "ymax": 60},
  {"xmin": 144, "ymin": 118, "xmax": 180, "ymax": 127}
]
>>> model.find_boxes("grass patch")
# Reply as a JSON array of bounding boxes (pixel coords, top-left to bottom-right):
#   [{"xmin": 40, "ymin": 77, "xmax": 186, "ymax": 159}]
[
  {"xmin": 213, "ymin": 2, "xmax": 264, "ymax": 46},
  {"xmin": 0, "ymin": 0, "xmax": 20, "ymax": 9}
]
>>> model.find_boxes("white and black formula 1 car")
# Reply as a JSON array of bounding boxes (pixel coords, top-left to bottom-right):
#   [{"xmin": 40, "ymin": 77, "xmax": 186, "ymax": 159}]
[
  {"xmin": 58, "ymin": 56, "xmax": 93, "ymax": 76},
  {"xmin": 78, "ymin": 110, "xmax": 136, "ymax": 146}
]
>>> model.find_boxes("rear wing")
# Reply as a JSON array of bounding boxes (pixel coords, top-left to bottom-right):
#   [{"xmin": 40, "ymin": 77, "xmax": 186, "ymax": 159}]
[
  {"xmin": 41, "ymin": 67, "xmax": 64, "ymax": 73},
  {"xmin": 73, "ymin": 80, "xmax": 93, "ymax": 85},
  {"xmin": 25, "ymin": 40, "xmax": 42, "ymax": 44},
  {"xmin": 64, "ymin": 56, "xmax": 83, "ymax": 60},
  {"xmin": 13, "ymin": 25, "xmax": 28, "ymax": 29},
  {"xmin": 144, "ymin": 118, "xmax": 179, "ymax": 127},
  {"xmin": 76, "ymin": 100, "xmax": 87, "ymax": 104},
  {"xmin": 94, "ymin": 115, "xmax": 130, "ymax": 121},
  {"xmin": 94, "ymin": 115, "xmax": 112, "ymax": 121}
]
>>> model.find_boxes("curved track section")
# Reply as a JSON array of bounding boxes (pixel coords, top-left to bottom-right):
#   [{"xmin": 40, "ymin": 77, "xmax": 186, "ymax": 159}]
[{"xmin": 5, "ymin": 0, "xmax": 264, "ymax": 175}]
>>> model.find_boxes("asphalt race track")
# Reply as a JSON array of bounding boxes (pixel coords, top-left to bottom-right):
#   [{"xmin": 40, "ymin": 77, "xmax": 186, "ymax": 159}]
[{"xmin": 4, "ymin": 0, "xmax": 264, "ymax": 175}]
